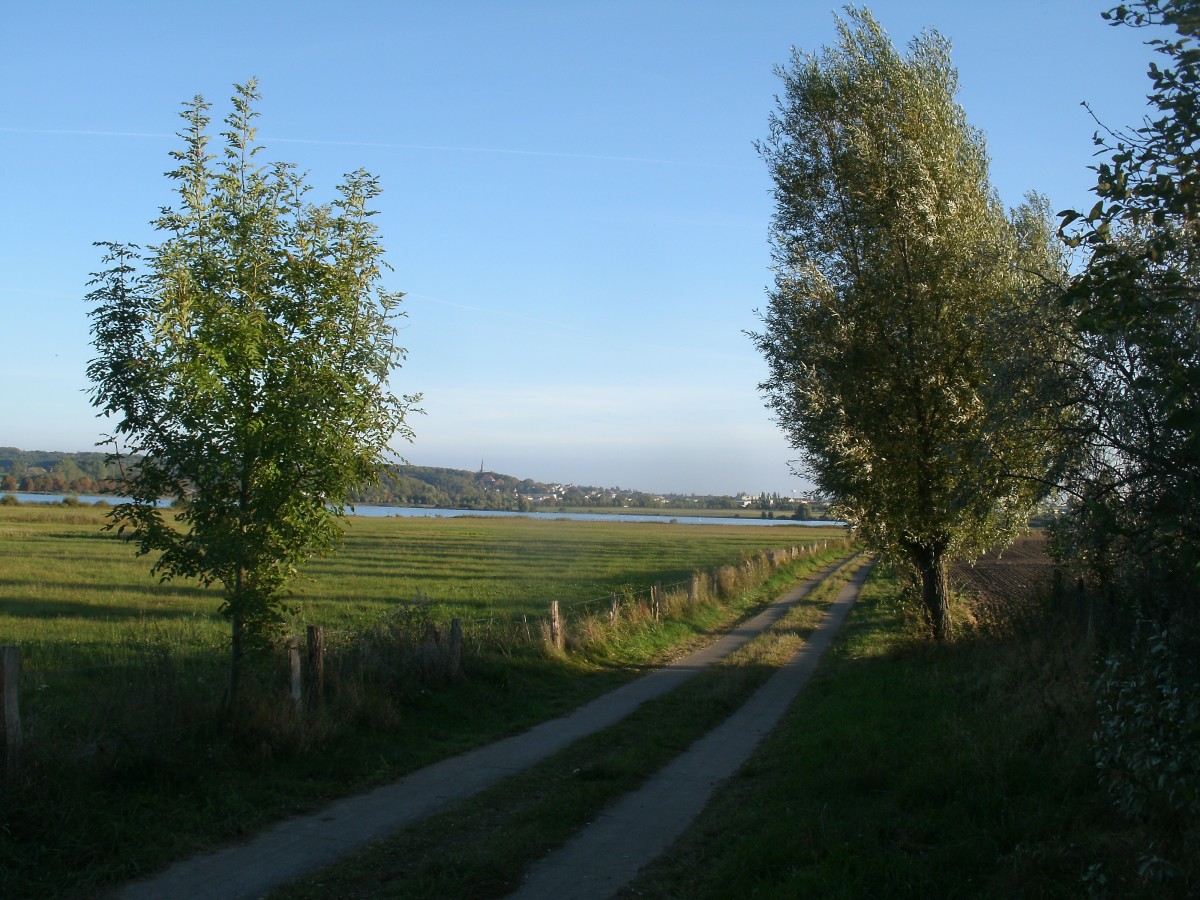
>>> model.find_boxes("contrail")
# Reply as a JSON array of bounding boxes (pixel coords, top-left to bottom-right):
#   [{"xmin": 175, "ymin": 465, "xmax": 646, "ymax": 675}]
[{"xmin": 0, "ymin": 126, "xmax": 750, "ymax": 170}]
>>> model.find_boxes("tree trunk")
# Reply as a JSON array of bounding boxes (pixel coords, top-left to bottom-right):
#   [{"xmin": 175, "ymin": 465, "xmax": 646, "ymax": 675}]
[
  {"xmin": 914, "ymin": 544, "xmax": 952, "ymax": 642},
  {"xmin": 225, "ymin": 612, "xmax": 244, "ymax": 719}
]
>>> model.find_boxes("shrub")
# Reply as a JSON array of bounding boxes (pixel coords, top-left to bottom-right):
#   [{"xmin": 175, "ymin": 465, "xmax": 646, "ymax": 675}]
[
  {"xmin": 1094, "ymin": 622, "xmax": 1200, "ymax": 827},
  {"xmin": 346, "ymin": 597, "xmax": 457, "ymax": 695}
]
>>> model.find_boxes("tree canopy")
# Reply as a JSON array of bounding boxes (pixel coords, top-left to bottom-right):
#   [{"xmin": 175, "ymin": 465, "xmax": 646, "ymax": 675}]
[
  {"xmin": 86, "ymin": 80, "xmax": 418, "ymax": 711},
  {"xmin": 1055, "ymin": 0, "xmax": 1200, "ymax": 829},
  {"xmin": 1059, "ymin": 0, "xmax": 1200, "ymax": 623},
  {"xmin": 754, "ymin": 7, "xmax": 1075, "ymax": 639}
]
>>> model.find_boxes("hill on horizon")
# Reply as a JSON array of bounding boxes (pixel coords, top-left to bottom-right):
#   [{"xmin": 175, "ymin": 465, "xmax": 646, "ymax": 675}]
[{"xmin": 0, "ymin": 447, "xmax": 803, "ymax": 513}]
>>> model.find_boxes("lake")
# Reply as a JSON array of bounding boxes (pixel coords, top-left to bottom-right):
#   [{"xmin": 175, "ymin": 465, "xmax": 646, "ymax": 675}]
[{"xmin": 2, "ymin": 492, "xmax": 835, "ymax": 527}]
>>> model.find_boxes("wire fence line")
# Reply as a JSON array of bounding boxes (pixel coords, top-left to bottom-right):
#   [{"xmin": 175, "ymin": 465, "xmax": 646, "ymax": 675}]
[
  {"xmin": 2, "ymin": 539, "xmax": 851, "ymax": 772},
  {"xmin": 13, "ymin": 541, "xmax": 841, "ymax": 679}
]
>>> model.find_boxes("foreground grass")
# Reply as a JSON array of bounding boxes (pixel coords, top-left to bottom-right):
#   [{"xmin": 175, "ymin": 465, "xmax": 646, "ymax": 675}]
[
  {"xmin": 621, "ymin": 569, "xmax": 1198, "ymax": 899},
  {"xmin": 0, "ymin": 506, "xmax": 848, "ymax": 898},
  {"xmin": 277, "ymin": 559, "xmax": 866, "ymax": 899}
]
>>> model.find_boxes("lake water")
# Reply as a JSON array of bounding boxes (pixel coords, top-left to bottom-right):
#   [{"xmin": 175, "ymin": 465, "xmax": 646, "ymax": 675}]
[{"xmin": 2, "ymin": 492, "xmax": 835, "ymax": 528}]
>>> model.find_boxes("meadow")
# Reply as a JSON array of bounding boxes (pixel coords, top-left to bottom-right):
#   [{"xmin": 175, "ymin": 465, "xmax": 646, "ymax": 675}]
[
  {"xmin": 285, "ymin": 560, "xmax": 1199, "ymax": 900},
  {"xmin": 0, "ymin": 503, "xmax": 844, "ymax": 670},
  {"xmin": 0, "ymin": 502, "xmax": 848, "ymax": 897}
]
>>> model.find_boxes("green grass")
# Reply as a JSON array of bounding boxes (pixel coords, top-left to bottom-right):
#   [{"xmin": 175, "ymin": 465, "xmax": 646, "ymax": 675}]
[
  {"xmin": 0, "ymin": 504, "xmax": 845, "ymax": 667},
  {"xmin": 620, "ymin": 568, "xmax": 1198, "ymax": 899},
  {"xmin": 0, "ymin": 503, "xmax": 849, "ymax": 898}
]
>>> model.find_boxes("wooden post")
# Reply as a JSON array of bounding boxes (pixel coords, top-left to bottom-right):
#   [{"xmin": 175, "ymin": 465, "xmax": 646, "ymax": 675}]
[
  {"xmin": 306, "ymin": 625, "xmax": 325, "ymax": 709},
  {"xmin": 688, "ymin": 574, "xmax": 699, "ymax": 603},
  {"xmin": 548, "ymin": 601, "xmax": 564, "ymax": 651},
  {"xmin": 609, "ymin": 592, "xmax": 620, "ymax": 626},
  {"xmin": 447, "ymin": 618, "xmax": 463, "ymax": 679},
  {"xmin": 287, "ymin": 637, "xmax": 302, "ymax": 711},
  {"xmin": 2, "ymin": 646, "xmax": 21, "ymax": 773},
  {"xmin": 652, "ymin": 583, "xmax": 662, "ymax": 621}
]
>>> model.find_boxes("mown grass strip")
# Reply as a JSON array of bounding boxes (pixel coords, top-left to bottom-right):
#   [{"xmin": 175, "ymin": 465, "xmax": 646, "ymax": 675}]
[
  {"xmin": 0, "ymin": 505, "xmax": 847, "ymax": 664},
  {"xmin": 276, "ymin": 559, "xmax": 867, "ymax": 899}
]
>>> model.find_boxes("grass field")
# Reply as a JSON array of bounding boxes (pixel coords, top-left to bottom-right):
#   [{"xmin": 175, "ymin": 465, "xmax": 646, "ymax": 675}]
[
  {"xmin": 282, "ymin": 557, "xmax": 869, "ymax": 899},
  {"xmin": 0, "ymin": 504, "xmax": 846, "ymax": 670},
  {"xmin": 6, "ymin": 507, "xmax": 1190, "ymax": 897},
  {"xmin": 271, "ymin": 553, "xmax": 1196, "ymax": 900},
  {"xmin": 0, "ymin": 502, "xmax": 849, "ymax": 898}
]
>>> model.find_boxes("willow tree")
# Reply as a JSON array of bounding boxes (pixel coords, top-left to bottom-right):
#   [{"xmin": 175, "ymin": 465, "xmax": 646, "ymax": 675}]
[
  {"xmin": 753, "ymin": 8, "xmax": 1074, "ymax": 639},
  {"xmin": 87, "ymin": 81, "xmax": 418, "ymax": 712}
]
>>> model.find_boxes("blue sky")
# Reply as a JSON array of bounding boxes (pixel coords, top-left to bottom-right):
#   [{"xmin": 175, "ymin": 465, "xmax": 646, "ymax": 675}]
[{"xmin": 0, "ymin": 1, "xmax": 1162, "ymax": 495}]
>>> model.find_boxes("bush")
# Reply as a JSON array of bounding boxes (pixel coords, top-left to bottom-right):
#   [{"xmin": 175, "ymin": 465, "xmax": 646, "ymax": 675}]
[
  {"xmin": 1094, "ymin": 622, "xmax": 1200, "ymax": 827},
  {"xmin": 713, "ymin": 565, "xmax": 739, "ymax": 599}
]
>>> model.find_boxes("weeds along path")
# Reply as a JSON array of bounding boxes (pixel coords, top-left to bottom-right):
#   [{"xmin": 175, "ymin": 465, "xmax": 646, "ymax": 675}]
[
  {"xmin": 119, "ymin": 553, "xmax": 859, "ymax": 900},
  {"xmin": 506, "ymin": 558, "xmax": 873, "ymax": 900}
]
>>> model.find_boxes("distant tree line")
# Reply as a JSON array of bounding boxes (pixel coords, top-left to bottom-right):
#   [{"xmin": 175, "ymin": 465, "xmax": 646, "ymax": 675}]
[
  {"xmin": 0, "ymin": 447, "xmax": 124, "ymax": 495},
  {"xmin": 1, "ymin": 448, "xmax": 823, "ymax": 517}
]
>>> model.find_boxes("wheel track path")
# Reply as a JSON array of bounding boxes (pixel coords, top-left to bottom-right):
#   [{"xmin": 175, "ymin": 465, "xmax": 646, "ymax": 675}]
[
  {"xmin": 508, "ymin": 557, "xmax": 873, "ymax": 899},
  {"xmin": 118, "ymin": 553, "xmax": 860, "ymax": 900}
]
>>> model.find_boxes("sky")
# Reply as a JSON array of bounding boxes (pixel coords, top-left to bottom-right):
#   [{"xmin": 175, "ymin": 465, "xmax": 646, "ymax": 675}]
[{"xmin": 0, "ymin": 1, "xmax": 1167, "ymax": 496}]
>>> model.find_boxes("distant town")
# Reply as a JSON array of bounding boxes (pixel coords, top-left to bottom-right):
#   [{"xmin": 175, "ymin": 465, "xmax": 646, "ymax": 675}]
[{"xmin": 0, "ymin": 447, "xmax": 831, "ymax": 519}]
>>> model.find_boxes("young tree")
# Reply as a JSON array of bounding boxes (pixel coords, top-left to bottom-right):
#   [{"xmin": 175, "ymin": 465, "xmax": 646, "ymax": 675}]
[
  {"xmin": 753, "ymin": 7, "xmax": 1075, "ymax": 640},
  {"xmin": 87, "ymin": 81, "xmax": 418, "ymax": 713}
]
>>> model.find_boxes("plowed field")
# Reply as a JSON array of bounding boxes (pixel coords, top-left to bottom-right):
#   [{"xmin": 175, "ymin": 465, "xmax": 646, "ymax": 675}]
[{"xmin": 952, "ymin": 533, "xmax": 1056, "ymax": 604}]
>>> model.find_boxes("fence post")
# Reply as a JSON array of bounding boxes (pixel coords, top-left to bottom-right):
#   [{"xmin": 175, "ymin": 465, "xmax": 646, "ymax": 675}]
[
  {"xmin": 447, "ymin": 618, "xmax": 463, "ymax": 679},
  {"xmin": 1, "ymin": 646, "xmax": 21, "ymax": 773},
  {"xmin": 305, "ymin": 626, "xmax": 325, "ymax": 710},
  {"xmin": 688, "ymin": 574, "xmax": 699, "ymax": 604},
  {"xmin": 548, "ymin": 601, "xmax": 564, "ymax": 651},
  {"xmin": 287, "ymin": 638, "xmax": 302, "ymax": 711},
  {"xmin": 609, "ymin": 592, "xmax": 619, "ymax": 626},
  {"xmin": 652, "ymin": 583, "xmax": 662, "ymax": 621}
]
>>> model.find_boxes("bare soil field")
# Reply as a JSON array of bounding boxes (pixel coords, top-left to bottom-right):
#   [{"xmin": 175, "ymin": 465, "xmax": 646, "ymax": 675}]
[
  {"xmin": 952, "ymin": 532, "xmax": 1059, "ymax": 632},
  {"xmin": 953, "ymin": 533, "xmax": 1056, "ymax": 601}
]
